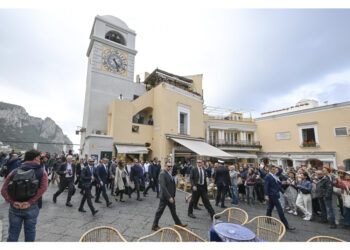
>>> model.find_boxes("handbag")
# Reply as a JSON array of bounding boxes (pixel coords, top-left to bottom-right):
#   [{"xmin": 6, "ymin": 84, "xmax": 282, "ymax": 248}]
[
  {"xmin": 237, "ymin": 177, "xmax": 242, "ymax": 185},
  {"xmin": 343, "ymin": 186, "xmax": 350, "ymax": 208}
]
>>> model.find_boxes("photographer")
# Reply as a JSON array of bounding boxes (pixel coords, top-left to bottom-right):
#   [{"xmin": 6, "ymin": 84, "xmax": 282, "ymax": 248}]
[{"xmin": 52, "ymin": 155, "xmax": 76, "ymax": 207}]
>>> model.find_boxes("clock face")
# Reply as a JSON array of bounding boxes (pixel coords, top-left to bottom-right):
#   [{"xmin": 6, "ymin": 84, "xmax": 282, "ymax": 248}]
[{"xmin": 102, "ymin": 49, "xmax": 127, "ymax": 74}]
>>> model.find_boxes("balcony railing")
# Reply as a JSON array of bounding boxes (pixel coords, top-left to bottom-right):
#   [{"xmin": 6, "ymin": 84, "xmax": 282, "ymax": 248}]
[{"xmin": 209, "ymin": 140, "xmax": 261, "ymax": 147}]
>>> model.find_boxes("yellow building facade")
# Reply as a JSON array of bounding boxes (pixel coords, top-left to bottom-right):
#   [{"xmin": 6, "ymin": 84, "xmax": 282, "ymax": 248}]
[{"xmin": 256, "ymin": 100, "xmax": 350, "ymax": 169}]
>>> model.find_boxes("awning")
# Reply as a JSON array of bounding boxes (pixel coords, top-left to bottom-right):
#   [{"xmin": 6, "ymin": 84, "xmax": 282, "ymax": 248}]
[
  {"xmin": 115, "ymin": 144, "xmax": 148, "ymax": 154},
  {"xmin": 171, "ymin": 137, "xmax": 233, "ymax": 159},
  {"xmin": 229, "ymin": 152, "xmax": 258, "ymax": 159}
]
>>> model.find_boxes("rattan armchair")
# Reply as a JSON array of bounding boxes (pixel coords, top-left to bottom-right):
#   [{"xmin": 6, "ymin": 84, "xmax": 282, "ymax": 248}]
[
  {"xmin": 307, "ymin": 236, "xmax": 345, "ymax": 242},
  {"xmin": 174, "ymin": 225, "xmax": 207, "ymax": 242},
  {"xmin": 244, "ymin": 216, "xmax": 286, "ymax": 242},
  {"xmin": 79, "ymin": 226, "xmax": 127, "ymax": 242},
  {"xmin": 212, "ymin": 207, "xmax": 249, "ymax": 225},
  {"xmin": 137, "ymin": 227, "xmax": 182, "ymax": 242}
]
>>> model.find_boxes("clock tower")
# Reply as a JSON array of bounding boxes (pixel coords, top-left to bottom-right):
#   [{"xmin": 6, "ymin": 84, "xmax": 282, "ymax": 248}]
[{"xmin": 80, "ymin": 15, "xmax": 146, "ymax": 159}]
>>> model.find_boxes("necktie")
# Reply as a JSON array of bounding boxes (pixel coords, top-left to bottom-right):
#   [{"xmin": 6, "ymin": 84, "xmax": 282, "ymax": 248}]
[
  {"xmin": 90, "ymin": 167, "xmax": 93, "ymax": 175},
  {"xmin": 199, "ymin": 168, "xmax": 203, "ymax": 185}
]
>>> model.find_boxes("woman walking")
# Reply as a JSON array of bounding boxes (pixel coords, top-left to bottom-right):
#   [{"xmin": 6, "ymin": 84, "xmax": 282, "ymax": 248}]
[
  {"xmin": 296, "ymin": 171, "xmax": 312, "ymax": 221},
  {"xmin": 114, "ymin": 161, "xmax": 131, "ymax": 202},
  {"xmin": 285, "ymin": 172, "xmax": 298, "ymax": 215}
]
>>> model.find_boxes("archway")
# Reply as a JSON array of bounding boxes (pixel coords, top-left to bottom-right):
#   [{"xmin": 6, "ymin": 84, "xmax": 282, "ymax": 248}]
[{"xmin": 306, "ymin": 158, "xmax": 323, "ymax": 169}]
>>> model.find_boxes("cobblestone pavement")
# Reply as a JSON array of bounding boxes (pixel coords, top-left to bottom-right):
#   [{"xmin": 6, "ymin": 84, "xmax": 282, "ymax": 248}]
[{"xmin": 0, "ymin": 178, "xmax": 349, "ymax": 242}]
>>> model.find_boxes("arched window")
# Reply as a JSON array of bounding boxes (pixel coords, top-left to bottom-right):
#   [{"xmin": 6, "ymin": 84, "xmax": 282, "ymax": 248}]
[{"xmin": 105, "ymin": 31, "xmax": 126, "ymax": 45}]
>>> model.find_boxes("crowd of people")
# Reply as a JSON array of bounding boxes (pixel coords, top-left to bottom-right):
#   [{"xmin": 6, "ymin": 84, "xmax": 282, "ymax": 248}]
[{"xmin": 0, "ymin": 149, "xmax": 350, "ymax": 242}]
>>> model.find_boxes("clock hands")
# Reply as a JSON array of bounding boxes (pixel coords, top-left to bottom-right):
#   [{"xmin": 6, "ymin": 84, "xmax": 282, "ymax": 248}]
[{"xmin": 113, "ymin": 58, "xmax": 120, "ymax": 68}]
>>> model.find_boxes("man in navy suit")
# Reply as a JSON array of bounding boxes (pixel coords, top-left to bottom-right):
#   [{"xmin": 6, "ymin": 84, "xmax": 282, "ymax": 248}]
[
  {"xmin": 95, "ymin": 158, "xmax": 112, "ymax": 207},
  {"xmin": 78, "ymin": 158, "xmax": 98, "ymax": 215},
  {"xmin": 144, "ymin": 157, "xmax": 161, "ymax": 198},
  {"xmin": 264, "ymin": 165, "xmax": 295, "ymax": 230}
]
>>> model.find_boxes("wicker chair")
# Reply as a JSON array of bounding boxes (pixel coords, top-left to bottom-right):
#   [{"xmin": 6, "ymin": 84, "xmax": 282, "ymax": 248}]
[
  {"xmin": 244, "ymin": 216, "xmax": 286, "ymax": 242},
  {"xmin": 79, "ymin": 226, "xmax": 127, "ymax": 242},
  {"xmin": 174, "ymin": 225, "xmax": 207, "ymax": 242},
  {"xmin": 183, "ymin": 177, "xmax": 192, "ymax": 192},
  {"xmin": 137, "ymin": 227, "xmax": 182, "ymax": 242},
  {"xmin": 307, "ymin": 236, "xmax": 345, "ymax": 242},
  {"xmin": 212, "ymin": 207, "xmax": 249, "ymax": 225},
  {"xmin": 207, "ymin": 178, "xmax": 217, "ymax": 199}
]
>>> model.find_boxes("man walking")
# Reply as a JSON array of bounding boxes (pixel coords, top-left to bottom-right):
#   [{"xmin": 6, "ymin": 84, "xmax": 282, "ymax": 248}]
[
  {"xmin": 53, "ymin": 155, "xmax": 75, "ymax": 207},
  {"xmin": 188, "ymin": 159, "xmax": 216, "ymax": 219},
  {"xmin": 214, "ymin": 160, "xmax": 230, "ymax": 208},
  {"xmin": 264, "ymin": 165, "xmax": 295, "ymax": 230},
  {"xmin": 130, "ymin": 159, "xmax": 145, "ymax": 201},
  {"xmin": 1, "ymin": 149, "xmax": 48, "ymax": 241},
  {"xmin": 144, "ymin": 157, "xmax": 161, "ymax": 198},
  {"xmin": 95, "ymin": 158, "xmax": 112, "ymax": 207},
  {"xmin": 109, "ymin": 157, "xmax": 117, "ymax": 195},
  {"xmin": 78, "ymin": 158, "xmax": 98, "ymax": 215},
  {"xmin": 152, "ymin": 161, "xmax": 187, "ymax": 231}
]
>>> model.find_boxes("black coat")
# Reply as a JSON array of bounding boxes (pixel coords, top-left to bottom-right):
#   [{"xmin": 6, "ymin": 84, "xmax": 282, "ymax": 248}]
[
  {"xmin": 190, "ymin": 166, "xmax": 208, "ymax": 188},
  {"xmin": 57, "ymin": 162, "xmax": 76, "ymax": 180},
  {"xmin": 159, "ymin": 170, "xmax": 176, "ymax": 200},
  {"xmin": 214, "ymin": 166, "xmax": 230, "ymax": 186},
  {"xmin": 80, "ymin": 165, "xmax": 95, "ymax": 186},
  {"xmin": 149, "ymin": 163, "xmax": 161, "ymax": 181}
]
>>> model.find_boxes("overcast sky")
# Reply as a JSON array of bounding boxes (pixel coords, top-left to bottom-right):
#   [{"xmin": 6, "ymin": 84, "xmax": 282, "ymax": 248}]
[{"xmin": 1, "ymin": 7, "xmax": 350, "ymax": 147}]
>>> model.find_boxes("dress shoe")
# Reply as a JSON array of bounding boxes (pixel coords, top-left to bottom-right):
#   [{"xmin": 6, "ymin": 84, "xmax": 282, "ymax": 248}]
[
  {"xmin": 53, "ymin": 195, "xmax": 57, "ymax": 203},
  {"xmin": 119, "ymin": 199, "xmax": 125, "ymax": 202},
  {"xmin": 152, "ymin": 225, "xmax": 160, "ymax": 231},
  {"xmin": 95, "ymin": 200, "xmax": 102, "ymax": 203},
  {"xmin": 330, "ymin": 224, "xmax": 337, "ymax": 229},
  {"xmin": 188, "ymin": 213, "xmax": 196, "ymax": 219},
  {"xmin": 286, "ymin": 226, "xmax": 296, "ymax": 231},
  {"xmin": 212, "ymin": 215, "xmax": 221, "ymax": 220},
  {"xmin": 78, "ymin": 208, "xmax": 87, "ymax": 213},
  {"xmin": 137, "ymin": 198, "xmax": 143, "ymax": 201},
  {"xmin": 215, "ymin": 203, "xmax": 219, "ymax": 207},
  {"xmin": 143, "ymin": 192, "xmax": 148, "ymax": 197},
  {"xmin": 107, "ymin": 202, "xmax": 113, "ymax": 207},
  {"xmin": 66, "ymin": 202, "xmax": 73, "ymax": 207},
  {"xmin": 92, "ymin": 210, "xmax": 99, "ymax": 216},
  {"xmin": 221, "ymin": 205, "xmax": 227, "ymax": 208},
  {"xmin": 194, "ymin": 207, "xmax": 202, "ymax": 210},
  {"xmin": 156, "ymin": 194, "xmax": 160, "ymax": 198},
  {"xmin": 178, "ymin": 224, "xmax": 187, "ymax": 228}
]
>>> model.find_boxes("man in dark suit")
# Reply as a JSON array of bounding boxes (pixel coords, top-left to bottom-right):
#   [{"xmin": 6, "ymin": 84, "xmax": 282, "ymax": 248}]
[
  {"xmin": 144, "ymin": 157, "xmax": 161, "ymax": 198},
  {"xmin": 95, "ymin": 158, "xmax": 112, "ymax": 207},
  {"xmin": 130, "ymin": 158, "xmax": 144, "ymax": 201},
  {"xmin": 78, "ymin": 158, "xmax": 98, "ymax": 215},
  {"xmin": 188, "ymin": 159, "xmax": 216, "ymax": 219},
  {"xmin": 152, "ymin": 161, "xmax": 187, "ymax": 231},
  {"xmin": 53, "ymin": 155, "xmax": 76, "ymax": 207},
  {"xmin": 265, "ymin": 165, "xmax": 295, "ymax": 230},
  {"xmin": 214, "ymin": 160, "xmax": 231, "ymax": 208}
]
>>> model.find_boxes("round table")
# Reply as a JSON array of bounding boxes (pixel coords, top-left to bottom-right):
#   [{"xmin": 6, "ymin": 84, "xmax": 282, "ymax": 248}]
[{"xmin": 212, "ymin": 222, "xmax": 256, "ymax": 242}]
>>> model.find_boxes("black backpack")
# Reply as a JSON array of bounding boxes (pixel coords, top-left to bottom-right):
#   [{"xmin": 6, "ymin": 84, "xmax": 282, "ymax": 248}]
[{"xmin": 7, "ymin": 168, "xmax": 41, "ymax": 202}]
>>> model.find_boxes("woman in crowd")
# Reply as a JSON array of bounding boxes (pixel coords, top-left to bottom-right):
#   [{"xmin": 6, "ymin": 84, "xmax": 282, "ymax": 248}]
[
  {"xmin": 296, "ymin": 171, "xmax": 312, "ymax": 221},
  {"xmin": 245, "ymin": 168, "xmax": 257, "ymax": 205},
  {"xmin": 285, "ymin": 171, "xmax": 298, "ymax": 215},
  {"xmin": 238, "ymin": 166, "xmax": 246, "ymax": 201},
  {"xmin": 114, "ymin": 161, "xmax": 131, "ymax": 202},
  {"xmin": 335, "ymin": 171, "xmax": 350, "ymax": 229}
]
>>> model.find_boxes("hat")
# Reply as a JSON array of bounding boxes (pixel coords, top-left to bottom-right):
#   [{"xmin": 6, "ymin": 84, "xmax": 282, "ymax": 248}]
[{"xmin": 218, "ymin": 160, "xmax": 224, "ymax": 164}]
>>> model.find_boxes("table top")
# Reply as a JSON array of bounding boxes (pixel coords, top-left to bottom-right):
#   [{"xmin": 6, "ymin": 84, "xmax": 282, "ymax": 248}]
[{"xmin": 213, "ymin": 222, "xmax": 256, "ymax": 241}]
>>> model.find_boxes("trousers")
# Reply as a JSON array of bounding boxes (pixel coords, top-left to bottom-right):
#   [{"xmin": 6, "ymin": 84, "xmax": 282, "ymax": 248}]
[
  {"xmin": 96, "ymin": 183, "xmax": 110, "ymax": 204},
  {"xmin": 216, "ymin": 184, "xmax": 228, "ymax": 206},
  {"xmin": 7, "ymin": 204, "xmax": 39, "ymax": 242},
  {"xmin": 296, "ymin": 193, "xmax": 312, "ymax": 216},
  {"xmin": 153, "ymin": 198, "xmax": 182, "ymax": 226},
  {"xmin": 188, "ymin": 185, "xmax": 215, "ymax": 217},
  {"xmin": 79, "ymin": 184, "xmax": 95, "ymax": 213},
  {"xmin": 54, "ymin": 177, "xmax": 74, "ymax": 202},
  {"xmin": 266, "ymin": 195, "xmax": 289, "ymax": 228}
]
